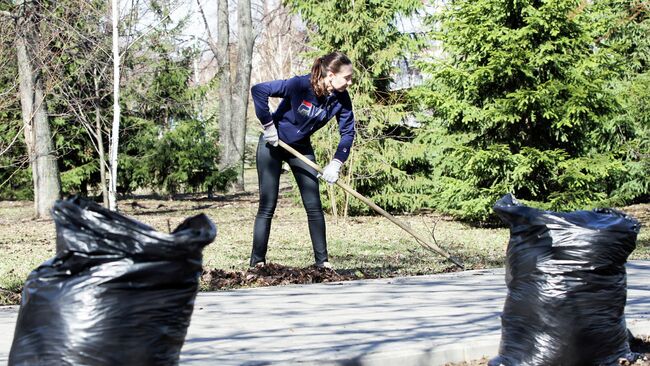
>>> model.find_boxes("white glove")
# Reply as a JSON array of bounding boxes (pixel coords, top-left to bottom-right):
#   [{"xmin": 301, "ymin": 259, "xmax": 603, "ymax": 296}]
[
  {"xmin": 263, "ymin": 124, "xmax": 279, "ymax": 147},
  {"xmin": 321, "ymin": 159, "xmax": 342, "ymax": 184}
]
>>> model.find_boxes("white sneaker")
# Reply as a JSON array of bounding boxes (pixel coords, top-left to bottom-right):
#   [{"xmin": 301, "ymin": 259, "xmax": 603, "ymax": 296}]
[{"xmin": 316, "ymin": 261, "xmax": 333, "ymax": 269}]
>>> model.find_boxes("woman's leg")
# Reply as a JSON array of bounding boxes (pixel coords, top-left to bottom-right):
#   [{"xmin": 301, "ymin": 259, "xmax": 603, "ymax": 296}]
[
  {"xmin": 287, "ymin": 147, "xmax": 328, "ymax": 265},
  {"xmin": 250, "ymin": 135, "xmax": 283, "ymax": 266}
]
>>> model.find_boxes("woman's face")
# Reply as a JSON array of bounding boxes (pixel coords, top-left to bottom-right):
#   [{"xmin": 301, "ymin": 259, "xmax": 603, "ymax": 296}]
[{"xmin": 326, "ymin": 64, "xmax": 354, "ymax": 93}]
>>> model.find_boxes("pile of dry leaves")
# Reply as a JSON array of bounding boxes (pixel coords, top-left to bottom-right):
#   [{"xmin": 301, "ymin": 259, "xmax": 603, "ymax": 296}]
[
  {"xmin": 201, "ymin": 263, "xmax": 363, "ymax": 290},
  {"xmin": 0, "ymin": 288, "xmax": 20, "ymax": 305}
]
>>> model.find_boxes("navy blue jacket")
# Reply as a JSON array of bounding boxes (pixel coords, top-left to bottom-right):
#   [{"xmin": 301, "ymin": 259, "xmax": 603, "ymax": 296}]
[{"xmin": 251, "ymin": 74, "xmax": 356, "ymax": 163}]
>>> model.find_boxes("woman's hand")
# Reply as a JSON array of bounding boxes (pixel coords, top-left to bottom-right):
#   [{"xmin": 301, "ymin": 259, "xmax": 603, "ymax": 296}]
[
  {"xmin": 321, "ymin": 160, "xmax": 342, "ymax": 183},
  {"xmin": 263, "ymin": 124, "xmax": 279, "ymax": 146}
]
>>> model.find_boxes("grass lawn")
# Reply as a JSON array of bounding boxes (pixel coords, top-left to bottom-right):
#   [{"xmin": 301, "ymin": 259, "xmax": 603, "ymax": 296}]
[{"xmin": 1, "ymin": 169, "xmax": 648, "ymax": 304}]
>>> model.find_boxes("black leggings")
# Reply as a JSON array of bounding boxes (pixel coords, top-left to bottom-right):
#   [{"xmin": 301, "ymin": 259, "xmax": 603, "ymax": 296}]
[{"xmin": 250, "ymin": 135, "xmax": 328, "ymax": 266}]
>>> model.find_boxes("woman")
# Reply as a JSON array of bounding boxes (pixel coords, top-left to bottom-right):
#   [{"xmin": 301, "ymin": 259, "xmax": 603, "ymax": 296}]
[{"xmin": 249, "ymin": 51, "xmax": 356, "ymax": 269}]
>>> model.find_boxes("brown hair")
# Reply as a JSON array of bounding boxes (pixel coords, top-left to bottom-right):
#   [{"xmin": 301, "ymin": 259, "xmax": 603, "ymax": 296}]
[{"xmin": 310, "ymin": 51, "xmax": 352, "ymax": 98}]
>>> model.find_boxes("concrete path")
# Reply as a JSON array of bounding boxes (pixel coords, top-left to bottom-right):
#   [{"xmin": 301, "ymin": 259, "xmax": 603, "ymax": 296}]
[{"xmin": 2, "ymin": 261, "xmax": 649, "ymax": 365}]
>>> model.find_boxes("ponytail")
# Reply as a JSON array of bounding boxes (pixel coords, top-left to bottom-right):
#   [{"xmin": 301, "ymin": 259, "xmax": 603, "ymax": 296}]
[
  {"xmin": 310, "ymin": 51, "xmax": 352, "ymax": 98},
  {"xmin": 310, "ymin": 57, "xmax": 328, "ymax": 98}
]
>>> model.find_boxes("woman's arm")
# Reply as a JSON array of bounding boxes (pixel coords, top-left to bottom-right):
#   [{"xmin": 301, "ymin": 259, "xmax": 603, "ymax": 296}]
[
  {"xmin": 334, "ymin": 93, "xmax": 356, "ymax": 163},
  {"xmin": 250, "ymin": 78, "xmax": 296, "ymax": 127}
]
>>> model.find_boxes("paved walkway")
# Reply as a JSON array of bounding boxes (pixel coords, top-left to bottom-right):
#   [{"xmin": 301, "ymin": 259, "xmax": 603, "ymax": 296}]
[{"xmin": 2, "ymin": 261, "xmax": 649, "ymax": 365}]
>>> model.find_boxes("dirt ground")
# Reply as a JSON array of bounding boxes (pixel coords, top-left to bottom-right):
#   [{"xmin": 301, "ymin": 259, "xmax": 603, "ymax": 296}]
[
  {"xmin": 201, "ymin": 262, "xmax": 363, "ymax": 290},
  {"xmin": 445, "ymin": 335, "xmax": 650, "ymax": 366}
]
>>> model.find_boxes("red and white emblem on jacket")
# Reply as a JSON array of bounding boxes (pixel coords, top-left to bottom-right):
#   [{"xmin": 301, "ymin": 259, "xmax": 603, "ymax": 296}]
[{"xmin": 297, "ymin": 100, "xmax": 313, "ymax": 117}]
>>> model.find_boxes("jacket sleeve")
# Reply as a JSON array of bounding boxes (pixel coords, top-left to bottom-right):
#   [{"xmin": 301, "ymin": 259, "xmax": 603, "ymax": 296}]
[
  {"xmin": 250, "ymin": 78, "xmax": 296, "ymax": 127},
  {"xmin": 333, "ymin": 92, "xmax": 356, "ymax": 163}
]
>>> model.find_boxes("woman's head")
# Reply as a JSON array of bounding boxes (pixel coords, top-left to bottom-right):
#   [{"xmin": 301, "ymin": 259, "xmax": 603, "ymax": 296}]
[{"xmin": 310, "ymin": 51, "xmax": 353, "ymax": 97}]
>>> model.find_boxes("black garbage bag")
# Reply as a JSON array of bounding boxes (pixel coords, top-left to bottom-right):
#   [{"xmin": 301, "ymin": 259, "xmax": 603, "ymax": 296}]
[
  {"xmin": 9, "ymin": 197, "xmax": 216, "ymax": 366},
  {"xmin": 489, "ymin": 194, "xmax": 640, "ymax": 366}
]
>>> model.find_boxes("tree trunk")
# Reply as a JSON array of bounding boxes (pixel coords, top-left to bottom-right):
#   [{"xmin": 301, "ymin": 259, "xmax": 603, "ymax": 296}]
[
  {"xmin": 15, "ymin": 0, "xmax": 61, "ymax": 219},
  {"xmin": 32, "ymin": 76, "xmax": 60, "ymax": 218},
  {"xmin": 202, "ymin": 0, "xmax": 254, "ymax": 191},
  {"xmin": 231, "ymin": 0, "xmax": 253, "ymax": 191},
  {"xmin": 216, "ymin": 0, "xmax": 234, "ymax": 175},
  {"xmin": 15, "ymin": 33, "xmax": 37, "ymax": 212},
  {"xmin": 108, "ymin": 0, "xmax": 120, "ymax": 211},
  {"xmin": 93, "ymin": 68, "xmax": 109, "ymax": 207}
]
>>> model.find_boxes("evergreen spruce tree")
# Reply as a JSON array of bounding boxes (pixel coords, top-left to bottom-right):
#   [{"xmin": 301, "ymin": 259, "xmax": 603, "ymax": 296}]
[
  {"xmin": 414, "ymin": 0, "xmax": 647, "ymax": 221},
  {"xmin": 284, "ymin": 0, "xmax": 429, "ymax": 214},
  {"xmin": 583, "ymin": 0, "xmax": 650, "ymax": 204}
]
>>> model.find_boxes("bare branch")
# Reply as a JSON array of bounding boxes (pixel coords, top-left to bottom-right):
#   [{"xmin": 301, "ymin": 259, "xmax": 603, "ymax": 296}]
[
  {"xmin": 0, "ymin": 124, "xmax": 26, "ymax": 157},
  {"xmin": 0, "ymin": 156, "xmax": 29, "ymax": 192},
  {"xmin": 120, "ymin": 0, "xmax": 187, "ymax": 58},
  {"xmin": 196, "ymin": 0, "xmax": 220, "ymax": 57},
  {"xmin": 0, "ymin": 81, "xmax": 18, "ymax": 101}
]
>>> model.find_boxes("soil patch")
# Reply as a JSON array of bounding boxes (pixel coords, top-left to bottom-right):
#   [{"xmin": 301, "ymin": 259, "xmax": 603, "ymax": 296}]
[
  {"xmin": 201, "ymin": 262, "xmax": 365, "ymax": 289},
  {"xmin": 0, "ymin": 288, "xmax": 20, "ymax": 305}
]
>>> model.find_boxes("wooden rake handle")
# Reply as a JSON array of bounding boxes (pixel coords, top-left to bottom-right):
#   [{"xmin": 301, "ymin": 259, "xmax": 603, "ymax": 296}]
[{"xmin": 277, "ymin": 139, "xmax": 464, "ymax": 269}]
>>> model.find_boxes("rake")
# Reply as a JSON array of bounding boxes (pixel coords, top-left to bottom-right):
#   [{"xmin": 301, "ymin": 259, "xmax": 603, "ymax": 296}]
[{"xmin": 277, "ymin": 139, "xmax": 464, "ymax": 269}]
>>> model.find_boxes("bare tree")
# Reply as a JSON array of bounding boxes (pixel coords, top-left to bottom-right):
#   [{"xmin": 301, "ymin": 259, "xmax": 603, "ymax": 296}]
[
  {"xmin": 43, "ymin": 0, "xmax": 180, "ymax": 209},
  {"xmin": 213, "ymin": 0, "xmax": 234, "ymax": 174},
  {"xmin": 94, "ymin": 67, "xmax": 109, "ymax": 207},
  {"xmin": 38, "ymin": 0, "xmax": 113, "ymax": 207},
  {"xmin": 199, "ymin": 0, "xmax": 253, "ymax": 191},
  {"xmin": 251, "ymin": 1, "xmax": 309, "ymax": 84},
  {"xmin": 231, "ymin": 0, "xmax": 253, "ymax": 189},
  {"xmin": 109, "ymin": 0, "xmax": 120, "ymax": 210},
  {"xmin": 9, "ymin": 0, "xmax": 61, "ymax": 219}
]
